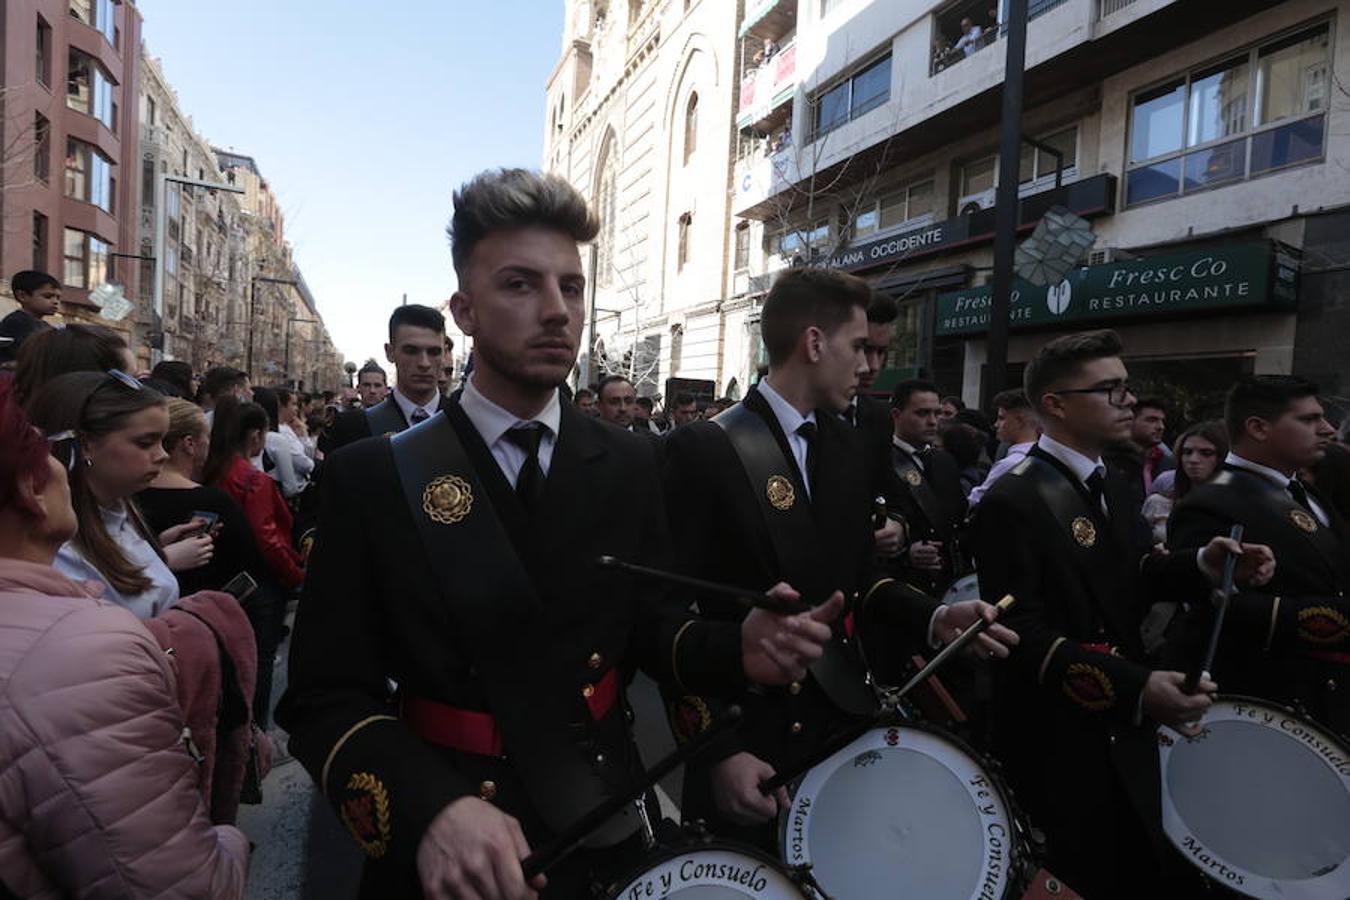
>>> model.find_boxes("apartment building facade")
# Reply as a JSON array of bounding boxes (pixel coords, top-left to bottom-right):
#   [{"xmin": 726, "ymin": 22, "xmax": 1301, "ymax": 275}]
[
  {"xmin": 0, "ymin": 0, "xmax": 143, "ymax": 335},
  {"xmin": 730, "ymin": 0, "xmax": 1350, "ymax": 415}
]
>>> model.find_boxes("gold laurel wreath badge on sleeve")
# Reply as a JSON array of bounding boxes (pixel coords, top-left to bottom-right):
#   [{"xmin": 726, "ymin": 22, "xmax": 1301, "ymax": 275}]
[
  {"xmin": 423, "ymin": 475, "xmax": 474, "ymax": 524},
  {"xmin": 341, "ymin": 772, "xmax": 393, "ymax": 858}
]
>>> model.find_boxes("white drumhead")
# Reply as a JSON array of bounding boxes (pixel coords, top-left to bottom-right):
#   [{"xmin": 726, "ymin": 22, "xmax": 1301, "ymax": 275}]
[
  {"xmin": 610, "ymin": 847, "xmax": 805, "ymax": 898},
  {"xmin": 782, "ymin": 726, "xmax": 1016, "ymax": 899},
  {"xmin": 1159, "ymin": 697, "xmax": 1350, "ymax": 899},
  {"xmin": 942, "ymin": 574, "xmax": 982, "ymax": 606}
]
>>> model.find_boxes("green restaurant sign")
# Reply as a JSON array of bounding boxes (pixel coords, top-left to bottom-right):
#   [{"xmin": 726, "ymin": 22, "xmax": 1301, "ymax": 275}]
[{"xmin": 935, "ymin": 242, "xmax": 1299, "ymax": 337}]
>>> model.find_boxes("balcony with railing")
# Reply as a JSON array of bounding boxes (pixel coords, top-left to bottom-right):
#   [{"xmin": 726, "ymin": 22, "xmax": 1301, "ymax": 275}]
[
  {"xmin": 737, "ymin": 40, "xmax": 796, "ymax": 132},
  {"xmin": 930, "ymin": 0, "xmax": 1070, "ymax": 75}
]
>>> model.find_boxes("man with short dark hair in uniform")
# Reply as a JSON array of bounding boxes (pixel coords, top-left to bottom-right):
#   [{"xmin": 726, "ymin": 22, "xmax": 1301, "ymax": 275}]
[
  {"xmin": 1168, "ymin": 375, "xmax": 1349, "ymax": 735},
  {"xmin": 278, "ymin": 169, "xmax": 841, "ymax": 900},
  {"xmin": 661, "ymin": 267, "xmax": 1017, "ymax": 850},
  {"xmin": 848, "ymin": 292, "xmax": 905, "ymax": 558},
  {"xmin": 356, "ymin": 362, "xmax": 389, "ymax": 409},
  {"xmin": 972, "ymin": 329, "xmax": 1272, "ymax": 898},
  {"xmin": 596, "ymin": 374, "xmax": 638, "ymax": 430},
  {"xmin": 573, "ymin": 387, "xmax": 598, "ymax": 417},
  {"xmin": 323, "ymin": 305, "xmax": 450, "ymax": 454},
  {"xmin": 885, "ymin": 379, "xmax": 969, "ymax": 596}
]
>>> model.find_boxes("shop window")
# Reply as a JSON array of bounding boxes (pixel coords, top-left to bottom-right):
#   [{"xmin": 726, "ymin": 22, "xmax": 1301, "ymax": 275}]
[
  {"xmin": 1125, "ymin": 23, "xmax": 1328, "ymax": 206},
  {"xmin": 855, "ymin": 179, "xmax": 936, "ymax": 239},
  {"xmin": 810, "ymin": 53, "xmax": 891, "ymax": 141},
  {"xmin": 36, "ymin": 17, "xmax": 52, "ymax": 88},
  {"xmin": 734, "ymin": 222, "xmax": 752, "ymax": 270}
]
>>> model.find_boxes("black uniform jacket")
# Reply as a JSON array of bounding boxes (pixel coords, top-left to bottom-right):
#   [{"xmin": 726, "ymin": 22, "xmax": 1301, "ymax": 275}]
[
  {"xmin": 661, "ymin": 386, "xmax": 938, "ymax": 842},
  {"xmin": 277, "ymin": 398, "xmax": 744, "ymax": 884},
  {"xmin": 319, "ymin": 393, "xmax": 450, "ymax": 456},
  {"xmin": 1168, "ymin": 463, "xmax": 1350, "ymax": 734},
  {"xmin": 971, "ymin": 445, "xmax": 1206, "ymax": 893},
  {"xmin": 884, "ymin": 439, "xmax": 970, "ymax": 594},
  {"xmin": 852, "ymin": 394, "xmax": 895, "ymax": 502}
]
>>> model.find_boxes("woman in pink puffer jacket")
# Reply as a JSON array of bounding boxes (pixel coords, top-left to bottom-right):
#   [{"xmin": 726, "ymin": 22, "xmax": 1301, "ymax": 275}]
[{"xmin": 0, "ymin": 382, "xmax": 248, "ymax": 898}]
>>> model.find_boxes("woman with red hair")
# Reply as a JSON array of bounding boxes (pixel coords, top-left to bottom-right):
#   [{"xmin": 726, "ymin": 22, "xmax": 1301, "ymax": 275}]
[{"xmin": 0, "ymin": 382, "xmax": 248, "ymax": 896}]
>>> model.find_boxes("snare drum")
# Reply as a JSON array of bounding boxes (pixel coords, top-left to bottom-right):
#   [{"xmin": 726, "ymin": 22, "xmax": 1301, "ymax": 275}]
[
  {"xmin": 605, "ymin": 841, "xmax": 808, "ymax": 899},
  {"xmin": 781, "ymin": 723, "xmax": 1024, "ymax": 899},
  {"xmin": 942, "ymin": 573, "xmax": 982, "ymax": 606},
  {"xmin": 1158, "ymin": 695, "xmax": 1350, "ymax": 899}
]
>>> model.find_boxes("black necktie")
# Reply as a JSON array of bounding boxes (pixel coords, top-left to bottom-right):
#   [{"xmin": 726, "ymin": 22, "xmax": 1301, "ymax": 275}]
[
  {"xmin": 505, "ymin": 423, "xmax": 547, "ymax": 511},
  {"xmin": 410, "ymin": 407, "xmax": 430, "ymax": 424},
  {"xmin": 1288, "ymin": 478, "xmax": 1315, "ymax": 514},
  {"xmin": 797, "ymin": 421, "xmax": 818, "ymax": 495},
  {"xmin": 1085, "ymin": 469, "xmax": 1107, "ymax": 517}
]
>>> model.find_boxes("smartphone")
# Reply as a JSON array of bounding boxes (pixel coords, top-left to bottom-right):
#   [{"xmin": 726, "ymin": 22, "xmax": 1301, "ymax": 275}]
[
  {"xmin": 220, "ymin": 571, "xmax": 259, "ymax": 603},
  {"xmin": 190, "ymin": 510, "xmax": 220, "ymax": 536}
]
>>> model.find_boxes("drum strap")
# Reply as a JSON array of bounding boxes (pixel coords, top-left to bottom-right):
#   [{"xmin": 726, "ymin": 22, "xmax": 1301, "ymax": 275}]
[
  {"xmin": 363, "ymin": 397, "xmax": 407, "ymax": 436},
  {"xmin": 716, "ymin": 402, "xmax": 876, "ymax": 716},
  {"xmin": 389, "ymin": 406, "xmax": 636, "ymax": 840}
]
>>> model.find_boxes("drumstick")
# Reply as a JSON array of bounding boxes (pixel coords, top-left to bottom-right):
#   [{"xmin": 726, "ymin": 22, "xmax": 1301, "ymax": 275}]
[
  {"xmin": 760, "ymin": 594, "xmax": 1015, "ymax": 794},
  {"xmin": 596, "ymin": 556, "xmax": 811, "ymax": 615},
  {"xmin": 1185, "ymin": 524, "xmax": 1244, "ymax": 694},
  {"xmin": 520, "ymin": 705, "xmax": 743, "ymax": 881}
]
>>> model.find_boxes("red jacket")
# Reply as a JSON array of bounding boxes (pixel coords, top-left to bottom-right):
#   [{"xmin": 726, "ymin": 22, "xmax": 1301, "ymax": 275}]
[{"xmin": 219, "ymin": 454, "xmax": 305, "ymax": 588}]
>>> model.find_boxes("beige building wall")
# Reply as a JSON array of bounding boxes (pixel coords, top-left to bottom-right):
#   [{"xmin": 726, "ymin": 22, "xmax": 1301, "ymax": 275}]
[{"xmin": 547, "ymin": 0, "xmax": 742, "ymax": 397}]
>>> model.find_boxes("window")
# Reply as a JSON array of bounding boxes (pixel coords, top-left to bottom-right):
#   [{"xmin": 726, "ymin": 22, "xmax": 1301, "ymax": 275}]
[
  {"xmin": 34, "ymin": 115, "xmax": 51, "ymax": 182},
  {"xmin": 773, "ymin": 220, "xmax": 831, "ymax": 260},
  {"xmin": 33, "ymin": 213, "xmax": 49, "ymax": 272},
  {"xmin": 957, "ymin": 126, "xmax": 1079, "ymax": 208},
  {"xmin": 146, "ymin": 95, "xmax": 157, "ymax": 126},
  {"xmin": 595, "ymin": 137, "xmax": 618, "ymax": 287},
  {"xmin": 67, "ymin": 49, "xmax": 116, "ymax": 131},
  {"xmin": 65, "ymin": 139, "xmax": 115, "ymax": 213},
  {"xmin": 1126, "ymin": 24, "xmax": 1329, "ymax": 206},
  {"xmin": 810, "ymin": 53, "xmax": 891, "ymax": 140},
  {"xmin": 855, "ymin": 179, "xmax": 936, "ymax": 238},
  {"xmin": 70, "ymin": 0, "xmax": 115, "ymax": 45},
  {"xmin": 63, "ymin": 228, "xmax": 109, "ymax": 289},
  {"xmin": 677, "ymin": 213, "xmax": 692, "ymax": 270},
  {"xmin": 960, "ymin": 156, "xmax": 996, "ymax": 196},
  {"xmin": 734, "ymin": 222, "xmax": 752, "ymax": 270},
  {"xmin": 36, "ymin": 17, "xmax": 52, "ymax": 87},
  {"xmin": 684, "ymin": 93, "xmax": 699, "ymax": 164},
  {"xmin": 142, "ymin": 158, "xmax": 155, "ymax": 208},
  {"xmin": 821, "ymin": 0, "xmax": 846, "ymax": 16},
  {"xmin": 1019, "ymin": 127, "xmax": 1077, "ymax": 185}
]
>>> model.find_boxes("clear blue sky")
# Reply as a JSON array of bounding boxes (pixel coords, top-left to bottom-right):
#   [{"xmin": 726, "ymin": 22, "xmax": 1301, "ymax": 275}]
[{"xmin": 137, "ymin": 0, "xmax": 563, "ymax": 369}]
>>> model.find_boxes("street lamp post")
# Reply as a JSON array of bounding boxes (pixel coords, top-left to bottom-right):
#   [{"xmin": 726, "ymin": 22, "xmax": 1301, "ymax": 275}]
[
  {"xmin": 248, "ymin": 276, "xmax": 299, "ymax": 381},
  {"xmin": 983, "ymin": 0, "xmax": 1029, "ymax": 409},
  {"xmin": 284, "ymin": 316, "xmax": 319, "ymax": 386},
  {"xmin": 152, "ymin": 173, "xmax": 244, "ymax": 366}
]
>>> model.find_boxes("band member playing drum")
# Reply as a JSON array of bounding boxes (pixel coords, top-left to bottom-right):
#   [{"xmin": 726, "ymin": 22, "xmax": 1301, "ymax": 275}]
[
  {"xmin": 277, "ymin": 169, "xmax": 843, "ymax": 900},
  {"xmin": 660, "ymin": 267, "xmax": 1017, "ymax": 850},
  {"xmin": 1168, "ymin": 375, "xmax": 1348, "ymax": 735},
  {"xmin": 971, "ymin": 330, "xmax": 1272, "ymax": 898}
]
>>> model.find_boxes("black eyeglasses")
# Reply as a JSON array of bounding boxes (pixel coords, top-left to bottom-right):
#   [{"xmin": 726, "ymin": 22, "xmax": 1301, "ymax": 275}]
[
  {"xmin": 1052, "ymin": 380, "xmax": 1136, "ymax": 408},
  {"xmin": 45, "ymin": 370, "xmax": 144, "ymax": 471}
]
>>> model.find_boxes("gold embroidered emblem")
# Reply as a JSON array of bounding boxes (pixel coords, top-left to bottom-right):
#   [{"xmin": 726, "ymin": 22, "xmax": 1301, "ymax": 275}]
[
  {"xmin": 1062, "ymin": 662, "xmax": 1115, "ymax": 711},
  {"xmin": 669, "ymin": 695, "xmax": 712, "ymax": 744},
  {"xmin": 1297, "ymin": 606, "xmax": 1350, "ymax": 645},
  {"xmin": 1289, "ymin": 509, "xmax": 1318, "ymax": 533},
  {"xmin": 340, "ymin": 772, "xmax": 392, "ymax": 858},
  {"xmin": 766, "ymin": 475, "xmax": 796, "ymax": 511},
  {"xmin": 1071, "ymin": 516, "xmax": 1097, "ymax": 548},
  {"xmin": 904, "ymin": 468, "xmax": 923, "ymax": 486},
  {"xmin": 423, "ymin": 475, "xmax": 473, "ymax": 524}
]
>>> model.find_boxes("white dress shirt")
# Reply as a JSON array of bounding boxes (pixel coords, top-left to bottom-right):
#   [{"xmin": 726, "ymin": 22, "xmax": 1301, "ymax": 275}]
[
  {"xmin": 460, "ymin": 375, "xmax": 562, "ymax": 487},
  {"xmin": 1226, "ymin": 452, "xmax": 1329, "ymax": 527},
  {"xmin": 757, "ymin": 378, "xmax": 818, "ymax": 498},
  {"xmin": 967, "ymin": 440, "xmax": 1033, "ymax": 506},
  {"xmin": 893, "ymin": 436, "xmax": 928, "ymax": 472},
  {"xmin": 391, "ymin": 387, "xmax": 440, "ymax": 426},
  {"xmin": 1037, "ymin": 434, "xmax": 1108, "ymax": 515},
  {"xmin": 54, "ymin": 504, "xmax": 180, "ymax": 619}
]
